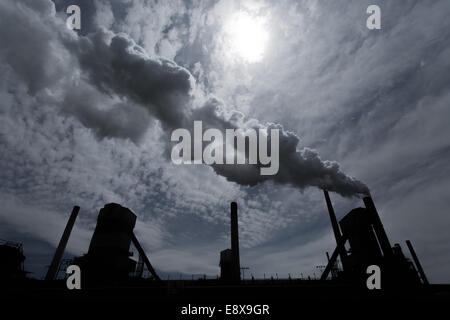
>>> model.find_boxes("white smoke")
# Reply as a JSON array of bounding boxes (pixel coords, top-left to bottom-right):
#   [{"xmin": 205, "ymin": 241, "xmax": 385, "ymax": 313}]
[{"xmin": 0, "ymin": 0, "xmax": 369, "ymax": 197}]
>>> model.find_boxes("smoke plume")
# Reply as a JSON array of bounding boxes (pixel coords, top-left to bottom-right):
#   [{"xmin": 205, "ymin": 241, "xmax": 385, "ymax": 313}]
[
  {"xmin": 1, "ymin": 0, "xmax": 369, "ymax": 197},
  {"xmin": 66, "ymin": 29, "xmax": 368, "ymax": 196}
]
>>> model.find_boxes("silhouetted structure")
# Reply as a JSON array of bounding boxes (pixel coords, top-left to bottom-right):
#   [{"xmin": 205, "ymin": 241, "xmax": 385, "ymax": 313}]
[
  {"xmin": 80, "ymin": 203, "xmax": 136, "ymax": 282},
  {"xmin": 72, "ymin": 203, "xmax": 160, "ymax": 284},
  {"xmin": 363, "ymin": 196, "xmax": 393, "ymax": 259},
  {"xmin": 320, "ymin": 192, "xmax": 425, "ymax": 287},
  {"xmin": 130, "ymin": 232, "xmax": 161, "ymax": 281},
  {"xmin": 324, "ymin": 190, "xmax": 343, "ymax": 246},
  {"xmin": 0, "ymin": 239, "xmax": 26, "ymax": 280},
  {"xmin": 45, "ymin": 206, "xmax": 79, "ymax": 281},
  {"xmin": 406, "ymin": 239, "xmax": 429, "ymax": 285},
  {"xmin": 220, "ymin": 202, "xmax": 241, "ymax": 281},
  {"xmin": 339, "ymin": 207, "xmax": 383, "ymax": 279},
  {"xmin": 219, "ymin": 249, "xmax": 232, "ymax": 280},
  {"xmin": 231, "ymin": 202, "xmax": 241, "ymax": 281},
  {"xmin": 3, "ymin": 192, "xmax": 442, "ymax": 311},
  {"xmin": 323, "ymin": 190, "xmax": 347, "ymax": 268}
]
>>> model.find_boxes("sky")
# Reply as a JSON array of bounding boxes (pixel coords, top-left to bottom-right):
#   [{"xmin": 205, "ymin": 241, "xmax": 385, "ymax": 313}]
[{"xmin": 0, "ymin": 0, "xmax": 449, "ymax": 282}]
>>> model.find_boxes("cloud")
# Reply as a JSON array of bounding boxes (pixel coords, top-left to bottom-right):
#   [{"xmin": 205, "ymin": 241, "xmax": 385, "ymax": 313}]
[
  {"xmin": 0, "ymin": 194, "xmax": 92, "ymax": 256},
  {"xmin": 0, "ymin": 0, "xmax": 367, "ymax": 196},
  {"xmin": 63, "ymin": 82, "xmax": 153, "ymax": 143},
  {"xmin": 67, "ymin": 29, "xmax": 195, "ymax": 130},
  {"xmin": 61, "ymin": 25, "xmax": 369, "ymax": 196},
  {"xmin": 1, "ymin": 0, "xmax": 450, "ymax": 283}
]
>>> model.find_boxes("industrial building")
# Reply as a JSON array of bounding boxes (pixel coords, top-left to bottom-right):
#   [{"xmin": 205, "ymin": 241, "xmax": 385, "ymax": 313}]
[
  {"xmin": 320, "ymin": 190, "xmax": 427, "ymax": 287},
  {"xmin": 220, "ymin": 202, "xmax": 241, "ymax": 282},
  {"xmin": 72, "ymin": 203, "xmax": 139, "ymax": 283},
  {"xmin": 0, "ymin": 190, "xmax": 439, "ymax": 306},
  {"xmin": 0, "ymin": 239, "xmax": 26, "ymax": 280},
  {"xmin": 43, "ymin": 203, "xmax": 160, "ymax": 285}
]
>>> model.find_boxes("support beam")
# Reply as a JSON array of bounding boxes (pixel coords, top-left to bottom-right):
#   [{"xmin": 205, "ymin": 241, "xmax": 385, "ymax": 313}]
[
  {"xmin": 324, "ymin": 190, "xmax": 342, "ymax": 244},
  {"xmin": 231, "ymin": 202, "xmax": 241, "ymax": 281},
  {"xmin": 320, "ymin": 247, "xmax": 339, "ymax": 281},
  {"xmin": 406, "ymin": 240, "xmax": 429, "ymax": 285},
  {"xmin": 131, "ymin": 233, "xmax": 161, "ymax": 281},
  {"xmin": 320, "ymin": 235, "xmax": 348, "ymax": 281},
  {"xmin": 323, "ymin": 190, "xmax": 347, "ymax": 261},
  {"xmin": 363, "ymin": 196, "xmax": 393, "ymax": 258},
  {"xmin": 45, "ymin": 206, "xmax": 80, "ymax": 281}
]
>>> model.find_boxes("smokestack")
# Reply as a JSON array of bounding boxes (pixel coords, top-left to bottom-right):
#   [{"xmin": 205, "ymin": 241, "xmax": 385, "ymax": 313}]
[
  {"xmin": 406, "ymin": 240, "xmax": 429, "ymax": 285},
  {"xmin": 323, "ymin": 190, "xmax": 344, "ymax": 248},
  {"xmin": 45, "ymin": 206, "xmax": 80, "ymax": 281},
  {"xmin": 363, "ymin": 196, "xmax": 393, "ymax": 258},
  {"xmin": 323, "ymin": 190, "xmax": 347, "ymax": 264},
  {"xmin": 230, "ymin": 202, "xmax": 241, "ymax": 281}
]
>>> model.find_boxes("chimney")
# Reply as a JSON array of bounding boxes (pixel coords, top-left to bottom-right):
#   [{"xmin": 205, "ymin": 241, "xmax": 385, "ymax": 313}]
[
  {"xmin": 363, "ymin": 196, "xmax": 393, "ymax": 258},
  {"xmin": 45, "ymin": 206, "xmax": 80, "ymax": 280},
  {"xmin": 323, "ymin": 190, "xmax": 347, "ymax": 268},
  {"xmin": 323, "ymin": 190, "xmax": 344, "ymax": 247},
  {"xmin": 230, "ymin": 202, "xmax": 241, "ymax": 281}
]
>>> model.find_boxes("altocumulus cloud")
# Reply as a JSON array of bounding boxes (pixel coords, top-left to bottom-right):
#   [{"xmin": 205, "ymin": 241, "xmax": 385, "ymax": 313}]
[
  {"xmin": 2, "ymin": 0, "xmax": 450, "ymax": 282},
  {"xmin": 1, "ymin": 0, "xmax": 368, "ymax": 197},
  {"xmin": 0, "ymin": 0, "xmax": 336, "ymax": 279}
]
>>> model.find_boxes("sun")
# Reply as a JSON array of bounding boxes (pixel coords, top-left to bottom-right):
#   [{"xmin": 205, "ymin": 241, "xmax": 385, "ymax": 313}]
[{"xmin": 224, "ymin": 11, "xmax": 268, "ymax": 63}]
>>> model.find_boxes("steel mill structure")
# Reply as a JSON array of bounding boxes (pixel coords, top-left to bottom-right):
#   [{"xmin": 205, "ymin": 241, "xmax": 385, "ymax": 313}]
[
  {"xmin": 1, "ymin": 191, "xmax": 432, "ymax": 292},
  {"xmin": 320, "ymin": 190, "xmax": 427, "ymax": 286}
]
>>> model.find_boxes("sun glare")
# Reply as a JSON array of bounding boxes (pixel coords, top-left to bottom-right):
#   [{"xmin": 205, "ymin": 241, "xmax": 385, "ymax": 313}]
[{"xmin": 224, "ymin": 11, "xmax": 268, "ymax": 63}]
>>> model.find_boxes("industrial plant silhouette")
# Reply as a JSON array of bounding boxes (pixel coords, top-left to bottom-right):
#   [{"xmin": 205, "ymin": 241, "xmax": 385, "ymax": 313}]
[{"xmin": 2, "ymin": 191, "xmax": 449, "ymax": 310}]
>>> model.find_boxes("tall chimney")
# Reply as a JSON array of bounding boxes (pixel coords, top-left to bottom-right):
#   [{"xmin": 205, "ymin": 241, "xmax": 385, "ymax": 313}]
[
  {"xmin": 230, "ymin": 202, "xmax": 241, "ymax": 281},
  {"xmin": 363, "ymin": 196, "xmax": 393, "ymax": 258},
  {"xmin": 45, "ymin": 206, "xmax": 80, "ymax": 281},
  {"xmin": 323, "ymin": 190, "xmax": 344, "ymax": 248}
]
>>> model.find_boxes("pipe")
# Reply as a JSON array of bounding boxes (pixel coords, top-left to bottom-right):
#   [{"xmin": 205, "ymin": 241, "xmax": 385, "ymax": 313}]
[
  {"xmin": 363, "ymin": 196, "xmax": 393, "ymax": 258},
  {"xmin": 323, "ymin": 190, "xmax": 343, "ymax": 245},
  {"xmin": 45, "ymin": 206, "xmax": 80, "ymax": 281},
  {"xmin": 323, "ymin": 190, "xmax": 347, "ymax": 260},
  {"xmin": 406, "ymin": 240, "xmax": 429, "ymax": 285},
  {"xmin": 231, "ymin": 202, "xmax": 241, "ymax": 281}
]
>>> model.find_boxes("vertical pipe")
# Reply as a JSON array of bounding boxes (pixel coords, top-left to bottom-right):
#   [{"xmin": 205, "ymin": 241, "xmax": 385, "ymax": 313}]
[
  {"xmin": 323, "ymin": 189, "xmax": 347, "ymax": 263},
  {"xmin": 45, "ymin": 206, "xmax": 80, "ymax": 281},
  {"xmin": 231, "ymin": 202, "xmax": 240, "ymax": 281},
  {"xmin": 406, "ymin": 240, "xmax": 429, "ymax": 285},
  {"xmin": 323, "ymin": 190, "xmax": 346, "ymax": 258},
  {"xmin": 363, "ymin": 196, "xmax": 393, "ymax": 258}
]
